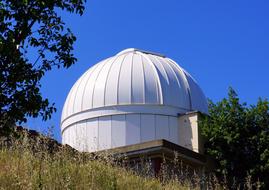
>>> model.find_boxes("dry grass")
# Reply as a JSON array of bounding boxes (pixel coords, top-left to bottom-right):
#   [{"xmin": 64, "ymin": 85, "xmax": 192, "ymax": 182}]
[
  {"xmin": 0, "ymin": 133, "xmax": 195, "ymax": 190},
  {"xmin": 0, "ymin": 130, "xmax": 258, "ymax": 190},
  {"xmin": 0, "ymin": 149, "xmax": 170, "ymax": 190}
]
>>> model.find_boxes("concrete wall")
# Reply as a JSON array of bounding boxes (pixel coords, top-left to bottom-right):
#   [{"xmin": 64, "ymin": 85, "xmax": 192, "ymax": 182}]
[{"xmin": 178, "ymin": 112, "xmax": 203, "ymax": 153}]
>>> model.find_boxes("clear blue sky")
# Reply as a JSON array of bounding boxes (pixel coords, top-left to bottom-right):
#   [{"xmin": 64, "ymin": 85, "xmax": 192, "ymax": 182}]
[{"xmin": 26, "ymin": 0, "xmax": 269, "ymax": 141}]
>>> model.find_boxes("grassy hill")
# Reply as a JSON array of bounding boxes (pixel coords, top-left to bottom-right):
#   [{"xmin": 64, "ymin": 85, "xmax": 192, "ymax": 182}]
[
  {"xmin": 0, "ymin": 149, "xmax": 181, "ymax": 190},
  {"xmin": 0, "ymin": 128, "xmax": 219, "ymax": 190}
]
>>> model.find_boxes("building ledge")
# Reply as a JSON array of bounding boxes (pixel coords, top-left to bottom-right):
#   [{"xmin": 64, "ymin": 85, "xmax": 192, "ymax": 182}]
[{"xmin": 98, "ymin": 139, "xmax": 207, "ymax": 167}]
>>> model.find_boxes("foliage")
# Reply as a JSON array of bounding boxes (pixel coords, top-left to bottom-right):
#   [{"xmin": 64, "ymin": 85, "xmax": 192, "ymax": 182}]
[
  {"xmin": 200, "ymin": 87, "xmax": 269, "ymax": 189},
  {"xmin": 0, "ymin": 0, "xmax": 86, "ymax": 131}
]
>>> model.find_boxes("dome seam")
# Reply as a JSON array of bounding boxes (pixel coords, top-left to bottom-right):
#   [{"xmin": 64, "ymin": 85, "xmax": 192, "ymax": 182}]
[
  {"xmin": 103, "ymin": 55, "xmax": 120, "ymax": 106},
  {"xmin": 181, "ymin": 69, "xmax": 193, "ymax": 111},
  {"xmin": 66, "ymin": 78, "xmax": 82, "ymax": 117},
  {"xmin": 160, "ymin": 57, "xmax": 182, "ymax": 106},
  {"xmin": 137, "ymin": 52, "xmax": 163, "ymax": 104},
  {"xmin": 149, "ymin": 55, "xmax": 171, "ymax": 105},
  {"xmin": 116, "ymin": 54, "xmax": 128, "ymax": 105},
  {"xmin": 72, "ymin": 65, "xmax": 94, "ymax": 114},
  {"xmin": 130, "ymin": 53, "xmax": 134, "ymax": 103},
  {"xmin": 150, "ymin": 55, "xmax": 170, "ymax": 85},
  {"xmin": 91, "ymin": 59, "xmax": 109, "ymax": 109},
  {"xmin": 139, "ymin": 54, "xmax": 146, "ymax": 104},
  {"xmin": 64, "ymin": 82, "xmax": 79, "ymax": 118},
  {"xmin": 166, "ymin": 58, "xmax": 193, "ymax": 110},
  {"xmin": 80, "ymin": 61, "xmax": 104, "ymax": 111}
]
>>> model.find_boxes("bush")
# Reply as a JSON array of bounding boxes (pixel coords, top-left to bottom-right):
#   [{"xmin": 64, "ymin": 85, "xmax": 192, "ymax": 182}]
[{"xmin": 200, "ymin": 87, "xmax": 267, "ymax": 189}]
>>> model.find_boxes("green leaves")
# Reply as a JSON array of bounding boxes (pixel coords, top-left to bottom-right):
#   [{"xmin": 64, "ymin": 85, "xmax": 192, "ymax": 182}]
[
  {"xmin": 200, "ymin": 87, "xmax": 269, "ymax": 189},
  {"xmin": 0, "ymin": 0, "xmax": 86, "ymax": 129}
]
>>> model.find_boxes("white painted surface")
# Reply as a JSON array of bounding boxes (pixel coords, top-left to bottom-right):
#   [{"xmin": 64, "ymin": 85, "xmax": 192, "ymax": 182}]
[
  {"xmin": 63, "ymin": 113, "xmax": 183, "ymax": 152},
  {"xmin": 141, "ymin": 114, "xmax": 155, "ymax": 142},
  {"xmin": 98, "ymin": 116, "xmax": 111, "ymax": 150},
  {"xmin": 61, "ymin": 48, "xmax": 208, "ymax": 153},
  {"xmin": 69, "ymin": 124, "xmax": 76, "ymax": 148},
  {"xmin": 86, "ymin": 118, "xmax": 98, "ymax": 152},
  {"xmin": 178, "ymin": 113, "xmax": 202, "ymax": 153},
  {"xmin": 105, "ymin": 55, "xmax": 125, "ymax": 106},
  {"xmin": 61, "ymin": 104, "xmax": 186, "ymax": 131},
  {"xmin": 118, "ymin": 54, "xmax": 132, "ymax": 104},
  {"xmin": 61, "ymin": 48, "xmax": 208, "ymax": 123},
  {"xmin": 131, "ymin": 54, "xmax": 144, "ymax": 103},
  {"xmin": 92, "ymin": 57, "xmax": 116, "ymax": 108},
  {"xmin": 169, "ymin": 116, "xmax": 179, "ymax": 144},
  {"xmin": 156, "ymin": 115, "xmax": 169, "ymax": 140},
  {"xmin": 141, "ymin": 56, "xmax": 159, "ymax": 104},
  {"xmin": 76, "ymin": 122, "xmax": 86, "ymax": 151},
  {"xmin": 126, "ymin": 114, "xmax": 140, "ymax": 145},
  {"xmin": 111, "ymin": 115, "xmax": 126, "ymax": 148}
]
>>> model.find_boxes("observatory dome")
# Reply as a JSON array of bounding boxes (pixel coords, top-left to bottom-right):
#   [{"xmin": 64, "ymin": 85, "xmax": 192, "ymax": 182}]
[{"xmin": 61, "ymin": 48, "xmax": 208, "ymax": 152}]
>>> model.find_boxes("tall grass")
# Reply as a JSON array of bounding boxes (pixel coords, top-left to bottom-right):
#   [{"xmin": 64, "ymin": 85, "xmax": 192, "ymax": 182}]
[
  {"xmin": 0, "ymin": 130, "xmax": 258, "ymax": 190},
  {"xmin": 0, "ymin": 132, "xmax": 193, "ymax": 190}
]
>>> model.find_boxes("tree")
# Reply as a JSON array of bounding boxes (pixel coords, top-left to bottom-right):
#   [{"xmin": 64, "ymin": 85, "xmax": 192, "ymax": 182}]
[
  {"xmin": 0, "ymin": 0, "xmax": 86, "ymax": 133},
  {"xmin": 200, "ymin": 87, "xmax": 269, "ymax": 189}
]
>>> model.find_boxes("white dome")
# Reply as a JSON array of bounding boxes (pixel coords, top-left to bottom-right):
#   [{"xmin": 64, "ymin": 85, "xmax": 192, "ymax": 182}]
[{"xmin": 61, "ymin": 48, "xmax": 208, "ymax": 152}]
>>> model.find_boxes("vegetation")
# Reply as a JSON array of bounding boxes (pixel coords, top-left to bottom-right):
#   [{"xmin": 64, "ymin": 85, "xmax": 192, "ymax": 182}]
[
  {"xmin": 0, "ymin": 149, "xmax": 170, "ymax": 190},
  {"xmin": 0, "ymin": 132, "xmax": 205, "ymax": 190},
  {"xmin": 0, "ymin": 0, "xmax": 86, "ymax": 132},
  {"xmin": 1, "ymin": 1, "xmax": 267, "ymax": 189},
  {"xmin": 1, "ymin": 127, "xmax": 261, "ymax": 190},
  {"xmin": 1, "ymin": 87, "xmax": 267, "ymax": 189},
  {"xmin": 201, "ymin": 87, "xmax": 268, "ymax": 189}
]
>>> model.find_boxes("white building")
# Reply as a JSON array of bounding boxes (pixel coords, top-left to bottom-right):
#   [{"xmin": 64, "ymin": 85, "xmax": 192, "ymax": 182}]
[{"xmin": 61, "ymin": 48, "xmax": 208, "ymax": 154}]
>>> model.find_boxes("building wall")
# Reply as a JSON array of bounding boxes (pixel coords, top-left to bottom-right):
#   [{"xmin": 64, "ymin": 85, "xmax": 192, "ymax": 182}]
[
  {"xmin": 62, "ymin": 113, "xmax": 179, "ymax": 152},
  {"xmin": 178, "ymin": 112, "xmax": 203, "ymax": 153}
]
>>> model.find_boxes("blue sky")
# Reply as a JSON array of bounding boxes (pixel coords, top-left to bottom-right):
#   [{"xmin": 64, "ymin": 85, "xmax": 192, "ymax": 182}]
[{"xmin": 26, "ymin": 0, "xmax": 269, "ymax": 141}]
